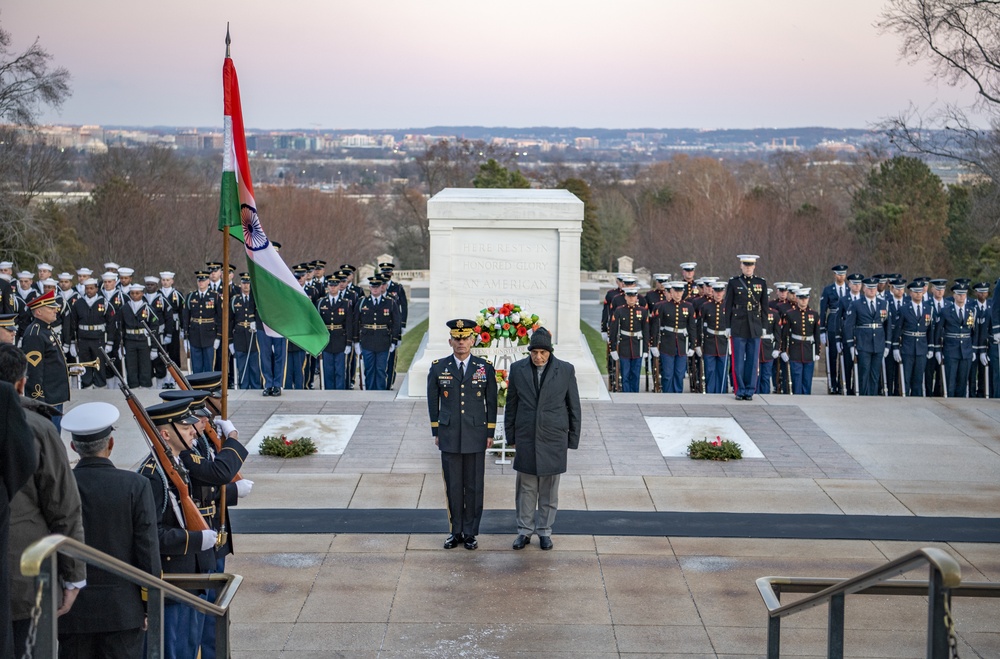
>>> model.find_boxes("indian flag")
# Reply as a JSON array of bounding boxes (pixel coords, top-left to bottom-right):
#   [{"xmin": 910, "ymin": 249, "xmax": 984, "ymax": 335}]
[{"xmin": 218, "ymin": 51, "xmax": 328, "ymax": 356}]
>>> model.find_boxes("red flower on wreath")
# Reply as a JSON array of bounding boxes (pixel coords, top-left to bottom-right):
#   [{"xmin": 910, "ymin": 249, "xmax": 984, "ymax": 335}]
[
  {"xmin": 516, "ymin": 325, "xmax": 527, "ymax": 337},
  {"xmin": 480, "ymin": 331, "xmax": 491, "ymax": 343}
]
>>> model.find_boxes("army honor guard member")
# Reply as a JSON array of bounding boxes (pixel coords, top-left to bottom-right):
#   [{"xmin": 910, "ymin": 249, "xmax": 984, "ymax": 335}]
[
  {"xmin": 21, "ymin": 290, "xmax": 73, "ymax": 430},
  {"xmin": 427, "ymin": 319, "xmax": 498, "ymax": 551},
  {"xmin": 723, "ymin": 254, "xmax": 769, "ymax": 400}
]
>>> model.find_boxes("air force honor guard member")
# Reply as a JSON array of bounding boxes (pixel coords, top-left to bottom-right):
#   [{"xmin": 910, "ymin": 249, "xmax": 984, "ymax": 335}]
[
  {"xmin": 893, "ymin": 280, "xmax": 936, "ymax": 396},
  {"xmin": 723, "ymin": 255, "xmax": 769, "ymax": 400},
  {"xmin": 843, "ymin": 278, "xmax": 893, "ymax": 396},
  {"xmin": 427, "ymin": 319, "xmax": 498, "ymax": 551},
  {"xmin": 939, "ymin": 282, "xmax": 975, "ymax": 397}
]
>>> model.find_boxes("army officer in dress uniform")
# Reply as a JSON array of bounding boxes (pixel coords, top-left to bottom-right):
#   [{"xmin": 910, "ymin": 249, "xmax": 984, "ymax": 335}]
[
  {"xmin": 723, "ymin": 254, "xmax": 769, "ymax": 400},
  {"xmin": 426, "ymin": 319, "xmax": 498, "ymax": 551},
  {"xmin": 21, "ymin": 290, "xmax": 74, "ymax": 431}
]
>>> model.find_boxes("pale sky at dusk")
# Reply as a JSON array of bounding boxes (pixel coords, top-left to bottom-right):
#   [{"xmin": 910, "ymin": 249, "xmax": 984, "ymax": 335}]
[{"xmin": 3, "ymin": 0, "xmax": 979, "ymax": 130}]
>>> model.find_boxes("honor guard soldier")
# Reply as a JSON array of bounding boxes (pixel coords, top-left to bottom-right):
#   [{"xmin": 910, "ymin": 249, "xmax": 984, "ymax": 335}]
[
  {"xmin": 14, "ymin": 271, "xmax": 38, "ymax": 335},
  {"xmin": 230, "ymin": 273, "xmax": 261, "ymax": 389},
  {"xmin": 834, "ymin": 274, "xmax": 865, "ymax": 395},
  {"xmin": 780, "ymin": 288, "xmax": 821, "ymax": 394},
  {"xmin": 991, "ymin": 278, "xmax": 1000, "ymax": 397},
  {"xmin": 159, "ymin": 271, "xmax": 185, "ymax": 388},
  {"xmin": 116, "ymin": 267, "xmax": 136, "ymax": 294},
  {"xmin": 925, "ymin": 279, "xmax": 948, "ymax": 396},
  {"xmin": 427, "ymin": 319, "xmax": 498, "ymax": 551},
  {"xmin": 34, "ymin": 262, "xmax": 53, "ymax": 295},
  {"xmin": 884, "ymin": 278, "xmax": 908, "ymax": 395},
  {"xmin": 723, "ymin": 255, "xmax": 768, "ymax": 400},
  {"xmin": 380, "ymin": 262, "xmax": 408, "ymax": 387},
  {"xmin": 21, "ymin": 290, "xmax": 73, "ymax": 430},
  {"xmin": 317, "ymin": 274, "xmax": 354, "ymax": 390},
  {"xmin": 74, "ymin": 267, "xmax": 93, "ymax": 296},
  {"xmin": 646, "ymin": 273, "xmax": 670, "ymax": 309},
  {"xmin": 843, "ymin": 278, "xmax": 893, "ymax": 396},
  {"xmin": 609, "ymin": 286, "xmax": 649, "ymax": 392},
  {"xmin": 139, "ymin": 399, "xmax": 220, "ymax": 659},
  {"xmin": 0, "ymin": 260, "xmax": 16, "ymax": 313},
  {"xmin": 680, "ymin": 262, "xmax": 698, "ymax": 300},
  {"xmin": 759, "ymin": 296, "xmax": 780, "ymax": 394},
  {"xmin": 184, "ymin": 271, "xmax": 222, "ymax": 374},
  {"xmin": 893, "ymin": 280, "xmax": 936, "ymax": 397},
  {"xmin": 333, "ymin": 268, "xmax": 359, "ymax": 389},
  {"xmin": 283, "ymin": 265, "xmax": 311, "ymax": 390},
  {"xmin": 122, "ymin": 283, "xmax": 161, "ymax": 388},
  {"xmin": 600, "ymin": 273, "xmax": 626, "ymax": 341},
  {"xmin": 649, "ymin": 281, "xmax": 695, "ymax": 393},
  {"xmin": 938, "ymin": 282, "xmax": 975, "ymax": 397},
  {"xmin": 970, "ymin": 282, "xmax": 993, "ymax": 397},
  {"xmin": 100, "ymin": 272, "xmax": 126, "ymax": 384},
  {"xmin": 69, "ymin": 278, "xmax": 115, "ymax": 389},
  {"xmin": 820, "ymin": 265, "xmax": 849, "ymax": 394},
  {"xmin": 353, "ymin": 275, "xmax": 401, "ymax": 390},
  {"xmin": 205, "ymin": 261, "xmax": 223, "ymax": 294},
  {"xmin": 697, "ymin": 281, "xmax": 730, "ymax": 394},
  {"xmin": 0, "ymin": 313, "xmax": 16, "ymax": 344},
  {"xmin": 144, "ymin": 276, "xmax": 172, "ymax": 386}
]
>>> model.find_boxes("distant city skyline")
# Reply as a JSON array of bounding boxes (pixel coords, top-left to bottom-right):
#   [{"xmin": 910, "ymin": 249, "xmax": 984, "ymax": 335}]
[{"xmin": 3, "ymin": 1, "xmax": 985, "ymax": 130}]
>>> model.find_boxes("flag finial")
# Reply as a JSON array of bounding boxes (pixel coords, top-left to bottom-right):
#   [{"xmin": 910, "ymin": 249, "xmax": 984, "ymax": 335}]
[{"xmin": 225, "ymin": 23, "xmax": 231, "ymax": 58}]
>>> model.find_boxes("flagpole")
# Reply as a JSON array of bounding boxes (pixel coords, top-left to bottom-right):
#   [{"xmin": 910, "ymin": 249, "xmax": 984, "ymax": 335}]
[{"xmin": 221, "ymin": 23, "xmax": 232, "ymax": 419}]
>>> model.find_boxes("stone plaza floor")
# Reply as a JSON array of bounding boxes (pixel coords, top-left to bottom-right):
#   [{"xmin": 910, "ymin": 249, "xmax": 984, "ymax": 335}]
[{"xmin": 68, "ymin": 383, "xmax": 1000, "ymax": 658}]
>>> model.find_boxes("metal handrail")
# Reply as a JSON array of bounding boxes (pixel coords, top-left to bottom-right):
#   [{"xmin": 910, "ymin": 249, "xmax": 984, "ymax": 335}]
[
  {"xmin": 756, "ymin": 547, "xmax": 968, "ymax": 659},
  {"xmin": 20, "ymin": 534, "xmax": 242, "ymax": 658}
]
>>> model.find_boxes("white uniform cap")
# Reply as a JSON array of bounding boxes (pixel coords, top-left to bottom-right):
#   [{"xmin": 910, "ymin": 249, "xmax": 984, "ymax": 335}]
[
  {"xmin": 623, "ymin": 287, "xmax": 639, "ymax": 295},
  {"xmin": 82, "ymin": 278, "xmax": 98, "ymax": 286},
  {"xmin": 703, "ymin": 276, "xmax": 719, "ymax": 282},
  {"xmin": 669, "ymin": 281, "xmax": 686, "ymax": 289},
  {"xmin": 711, "ymin": 282, "xmax": 727, "ymax": 291},
  {"xmin": 104, "ymin": 262, "xmax": 120, "ymax": 270},
  {"xmin": 0, "ymin": 261, "xmax": 13, "ymax": 269},
  {"xmin": 787, "ymin": 282, "xmax": 802, "ymax": 289},
  {"xmin": 118, "ymin": 267, "xmax": 135, "ymax": 276},
  {"xmin": 652, "ymin": 273, "xmax": 670, "ymax": 282},
  {"xmin": 41, "ymin": 278, "xmax": 58, "ymax": 287},
  {"xmin": 17, "ymin": 271, "xmax": 33, "ymax": 279},
  {"xmin": 128, "ymin": 284, "xmax": 144, "ymax": 292},
  {"xmin": 795, "ymin": 287, "xmax": 812, "ymax": 297},
  {"xmin": 36, "ymin": 263, "xmax": 53, "ymax": 271},
  {"xmin": 76, "ymin": 267, "xmax": 93, "ymax": 276},
  {"xmin": 101, "ymin": 272, "xmax": 118, "ymax": 281},
  {"xmin": 144, "ymin": 276, "xmax": 159, "ymax": 284},
  {"xmin": 159, "ymin": 271, "xmax": 175, "ymax": 279},
  {"xmin": 737, "ymin": 254, "xmax": 760, "ymax": 263},
  {"xmin": 58, "ymin": 272, "xmax": 73, "ymax": 280},
  {"xmin": 61, "ymin": 402, "xmax": 120, "ymax": 443},
  {"xmin": 680, "ymin": 262, "xmax": 697, "ymax": 270}
]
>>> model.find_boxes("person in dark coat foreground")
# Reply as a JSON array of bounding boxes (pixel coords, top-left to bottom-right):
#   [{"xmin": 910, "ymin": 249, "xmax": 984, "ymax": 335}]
[{"xmin": 504, "ymin": 327, "xmax": 581, "ymax": 551}]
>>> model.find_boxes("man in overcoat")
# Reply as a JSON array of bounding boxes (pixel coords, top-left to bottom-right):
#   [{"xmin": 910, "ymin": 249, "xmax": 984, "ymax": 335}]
[{"xmin": 505, "ymin": 328, "xmax": 581, "ymax": 550}]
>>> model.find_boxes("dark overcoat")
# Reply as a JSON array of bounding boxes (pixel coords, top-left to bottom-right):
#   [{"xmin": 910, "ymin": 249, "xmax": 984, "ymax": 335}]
[{"xmin": 505, "ymin": 354, "xmax": 581, "ymax": 476}]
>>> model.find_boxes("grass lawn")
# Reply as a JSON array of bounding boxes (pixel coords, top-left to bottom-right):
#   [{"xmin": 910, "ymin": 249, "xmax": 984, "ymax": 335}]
[
  {"xmin": 395, "ymin": 318, "xmax": 428, "ymax": 373},
  {"xmin": 580, "ymin": 319, "xmax": 608, "ymax": 375}
]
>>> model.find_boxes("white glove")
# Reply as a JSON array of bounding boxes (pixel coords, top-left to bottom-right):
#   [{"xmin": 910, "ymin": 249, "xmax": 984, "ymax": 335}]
[
  {"xmin": 200, "ymin": 530, "xmax": 218, "ymax": 551},
  {"xmin": 389, "ymin": 343, "xmax": 396, "ymax": 353},
  {"xmin": 936, "ymin": 351, "xmax": 943, "ymax": 364},
  {"xmin": 228, "ymin": 344, "xmax": 235, "ymax": 355},
  {"xmin": 695, "ymin": 346, "xmax": 703, "ymax": 357},
  {"xmin": 610, "ymin": 351, "xmax": 619, "ymax": 361},
  {"xmin": 883, "ymin": 347, "xmax": 890, "ymax": 359},
  {"xmin": 993, "ymin": 332, "xmax": 1000, "ymax": 344},
  {"xmin": 184, "ymin": 340, "xmax": 191, "ymax": 354},
  {"xmin": 780, "ymin": 352, "xmax": 789, "ymax": 362},
  {"xmin": 353, "ymin": 342, "xmax": 361, "ymax": 355},
  {"xmin": 150, "ymin": 349, "xmax": 158, "ymax": 360},
  {"xmin": 686, "ymin": 348, "xmax": 694, "ymax": 357},
  {"xmin": 641, "ymin": 352, "xmax": 648, "ymax": 359},
  {"xmin": 836, "ymin": 342, "xmax": 843, "ymax": 352},
  {"xmin": 813, "ymin": 353, "xmax": 821, "ymax": 362},
  {"xmin": 601, "ymin": 332, "xmax": 608, "ymax": 341},
  {"xmin": 927, "ymin": 350, "xmax": 934, "ymax": 359},
  {"xmin": 650, "ymin": 347, "xmax": 659, "ymax": 358},
  {"xmin": 724, "ymin": 328, "xmax": 731, "ymax": 338},
  {"xmin": 981, "ymin": 353, "xmax": 988, "ymax": 366},
  {"xmin": 180, "ymin": 331, "xmax": 186, "ymax": 341},
  {"xmin": 250, "ymin": 322, "xmax": 256, "ymax": 331},
  {"xmin": 893, "ymin": 349, "xmax": 901, "ymax": 363},
  {"xmin": 850, "ymin": 347, "xmax": 857, "ymax": 360},
  {"xmin": 62, "ymin": 343, "xmax": 70, "ymax": 354},
  {"xmin": 213, "ymin": 339, "xmax": 221, "ymax": 350},
  {"xmin": 820, "ymin": 332, "xmax": 827, "ymax": 345},
  {"xmin": 163, "ymin": 334, "xmax": 173, "ymax": 345},
  {"xmin": 771, "ymin": 350, "xmax": 780, "ymax": 359},
  {"xmin": 69, "ymin": 343, "xmax": 78, "ymax": 358},
  {"xmin": 344, "ymin": 346, "xmax": 351, "ymax": 355},
  {"xmin": 104, "ymin": 342, "xmax": 113, "ymax": 354},
  {"xmin": 216, "ymin": 419, "xmax": 237, "ymax": 438},
  {"xmin": 235, "ymin": 478, "xmax": 254, "ymax": 498}
]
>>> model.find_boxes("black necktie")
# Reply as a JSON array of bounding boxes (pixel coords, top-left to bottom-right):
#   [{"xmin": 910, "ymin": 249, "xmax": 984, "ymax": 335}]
[{"xmin": 459, "ymin": 361, "xmax": 466, "ymax": 380}]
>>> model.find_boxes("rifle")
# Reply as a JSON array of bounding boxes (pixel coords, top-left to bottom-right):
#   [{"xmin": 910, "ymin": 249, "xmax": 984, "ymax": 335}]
[
  {"xmin": 852, "ymin": 352, "xmax": 860, "ymax": 396},
  {"xmin": 652, "ymin": 354, "xmax": 661, "ymax": 393},
  {"xmin": 142, "ymin": 320, "xmax": 191, "ymax": 390},
  {"xmin": 939, "ymin": 356, "xmax": 948, "ymax": 397},
  {"xmin": 699, "ymin": 353, "xmax": 706, "ymax": 394},
  {"xmin": 100, "ymin": 352, "xmax": 208, "ymax": 532},
  {"xmin": 824, "ymin": 340, "xmax": 833, "ymax": 394},
  {"xmin": 898, "ymin": 358, "xmax": 906, "ymax": 398},
  {"xmin": 881, "ymin": 358, "xmax": 889, "ymax": 396},
  {"xmin": 839, "ymin": 351, "xmax": 848, "ymax": 396},
  {"xmin": 356, "ymin": 351, "xmax": 365, "ymax": 390},
  {"xmin": 644, "ymin": 352, "xmax": 651, "ymax": 392}
]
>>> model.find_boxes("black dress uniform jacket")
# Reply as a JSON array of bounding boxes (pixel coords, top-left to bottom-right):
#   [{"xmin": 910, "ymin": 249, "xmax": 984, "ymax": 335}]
[
  {"xmin": 317, "ymin": 294, "xmax": 354, "ymax": 353},
  {"xmin": 723, "ymin": 274, "xmax": 769, "ymax": 338},
  {"xmin": 184, "ymin": 290, "xmax": 222, "ymax": 349},
  {"xmin": 21, "ymin": 319, "xmax": 70, "ymax": 405},
  {"xmin": 60, "ymin": 457, "xmax": 160, "ymax": 634},
  {"xmin": 354, "ymin": 295, "xmax": 401, "ymax": 352},
  {"xmin": 781, "ymin": 307, "xmax": 822, "ymax": 362},
  {"xmin": 698, "ymin": 300, "xmax": 730, "ymax": 357},
  {"xmin": 610, "ymin": 304, "xmax": 649, "ymax": 359},
  {"xmin": 427, "ymin": 355, "xmax": 498, "ymax": 452},
  {"xmin": 230, "ymin": 293, "xmax": 258, "ymax": 354},
  {"xmin": 650, "ymin": 300, "xmax": 695, "ymax": 356}
]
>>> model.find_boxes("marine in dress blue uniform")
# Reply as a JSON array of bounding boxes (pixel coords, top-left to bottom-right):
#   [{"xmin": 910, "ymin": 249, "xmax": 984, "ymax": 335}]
[
  {"xmin": 758, "ymin": 297, "xmax": 780, "ymax": 395},
  {"xmin": 892, "ymin": 281, "xmax": 936, "ymax": 397},
  {"xmin": 649, "ymin": 281, "xmax": 695, "ymax": 393},
  {"xmin": 427, "ymin": 319, "xmax": 497, "ymax": 550},
  {"xmin": 842, "ymin": 278, "xmax": 893, "ymax": 396},
  {"xmin": 938, "ymin": 282, "xmax": 975, "ymax": 397},
  {"xmin": 780, "ymin": 288, "xmax": 821, "ymax": 394},
  {"xmin": 723, "ymin": 255, "xmax": 769, "ymax": 400},
  {"xmin": 698, "ymin": 282, "xmax": 730, "ymax": 394},
  {"xmin": 609, "ymin": 287, "xmax": 649, "ymax": 393}
]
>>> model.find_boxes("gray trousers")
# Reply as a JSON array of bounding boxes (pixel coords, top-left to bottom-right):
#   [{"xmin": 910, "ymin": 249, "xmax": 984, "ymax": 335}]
[{"xmin": 515, "ymin": 472, "xmax": 560, "ymax": 537}]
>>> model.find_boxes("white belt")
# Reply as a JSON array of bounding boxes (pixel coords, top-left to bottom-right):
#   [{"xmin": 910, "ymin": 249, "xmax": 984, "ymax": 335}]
[
  {"xmin": 661, "ymin": 328, "xmax": 687, "ymax": 336},
  {"xmin": 761, "ymin": 333, "xmax": 774, "ymax": 340},
  {"xmin": 858, "ymin": 323, "xmax": 881, "ymax": 329},
  {"xmin": 791, "ymin": 334, "xmax": 814, "ymax": 342},
  {"xmin": 79, "ymin": 324, "xmax": 105, "ymax": 331},
  {"xmin": 706, "ymin": 328, "xmax": 726, "ymax": 336},
  {"xmin": 619, "ymin": 330, "xmax": 643, "ymax": 338}
]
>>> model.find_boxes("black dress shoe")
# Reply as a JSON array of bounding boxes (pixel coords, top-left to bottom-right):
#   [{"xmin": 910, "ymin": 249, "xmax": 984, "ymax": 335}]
[
  {"xmin": 262, "ymin": 387, "xmax": 272, "ymax": 397},
  {"xmin": 444, "ymin": 533, "xmax": 463, "ymax": 549},
  {"xmin": 539, "ymin": 536, "xmax": 553, "ymax": 550},
  {"xmin": 272, "ymin": 387, "xmax": 282, "ymax": 397},
  {"xmin": 745, "ymin": 394, "xmax": 753, "ymax": 401},
  {"xmin": 512, "ymin": 534, "xmax": 530, "ymax": 550},
  {"xmin": 463, "ymin": 535, "xmax": 478, "ymax": 550}
]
